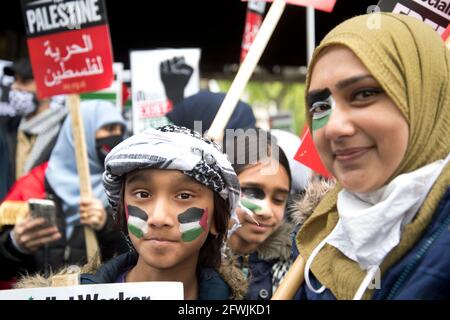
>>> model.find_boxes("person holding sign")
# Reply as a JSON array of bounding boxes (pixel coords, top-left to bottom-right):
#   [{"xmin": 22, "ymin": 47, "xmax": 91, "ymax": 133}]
[
  {"xmin": 291, "ymin": 13, "xmax": 450, "ymax": 300},
  {"xmin": 80, "ymin": 125, "xmax": 246, "ymax": 299},
  {"xmin": 222, "ymin": 128, "xmax": 294, "ymax": 300},
  {"xmin": 0, "ymin": 100, "xmax": 128, "ymax": 285}
]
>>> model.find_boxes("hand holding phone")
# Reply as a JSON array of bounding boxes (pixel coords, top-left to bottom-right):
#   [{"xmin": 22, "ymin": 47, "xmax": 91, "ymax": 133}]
[{"xmin": 28, "ymin": 199, "xmax": 57, "ymax": 227}]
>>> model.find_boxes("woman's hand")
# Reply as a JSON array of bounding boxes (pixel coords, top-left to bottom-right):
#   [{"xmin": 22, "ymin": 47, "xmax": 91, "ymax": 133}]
[
  {"xmin": 12, "ymin": 216, "xmax": 61, "ymax": 253},
  {"xmin": 80, "ymin": 198, "xmax": 107, "ymax": 231}
]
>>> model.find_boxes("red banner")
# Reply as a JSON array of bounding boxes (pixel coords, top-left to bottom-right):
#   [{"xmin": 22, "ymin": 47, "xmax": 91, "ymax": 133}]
[
  {"xmin": 294, "ymin": 126, "xmax": 333, "ymax": 178},
  {"xmin": 241, "ymin": 1, "xmax": 266, "ymax": 62},
  {"xmin": 21, "ymin": 0, "xmax": 113, "ymax": 99}
]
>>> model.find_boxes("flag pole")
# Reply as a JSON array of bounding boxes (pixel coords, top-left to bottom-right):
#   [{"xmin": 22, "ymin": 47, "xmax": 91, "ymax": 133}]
[
  {"xmin": 207, "ymin": 0, "xmax": 286, "ymax": 142},
  {"xmin": 306, "ymin": 6, "xmax": 315, "ymax": 64}
]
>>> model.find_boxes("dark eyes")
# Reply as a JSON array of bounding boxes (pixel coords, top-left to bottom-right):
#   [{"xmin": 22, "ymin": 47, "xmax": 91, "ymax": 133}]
[
  {"xmin": 176, "ymin": 193, "xmax": 193, "ymax": 200},
  {"xmin": 352, "ymin": 88, "xmax": 383, "ymax": 102},
  {"xmin": 135, "ymin": 191, "xmax": 151, "ymax": 199},
  {"xmin": 309, "ymin": 101, "xmax": 333, "ymax": 119},
  {"xmin": 241, "ymin": 187, "xmax": 265, "ymax": 200}
]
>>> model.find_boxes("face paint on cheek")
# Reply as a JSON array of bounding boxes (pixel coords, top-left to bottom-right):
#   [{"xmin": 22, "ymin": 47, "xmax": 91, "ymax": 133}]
[
  {"xmin": 177, "ymin": 207, "xmax": 208, "ymax": 242},
  {"xmin": 126, "ymin": 205, "xmax": 149, "ymax": 239},
  {"xmin": 312, "ymin": 113, "xmax": 332, "ymax": 132}
]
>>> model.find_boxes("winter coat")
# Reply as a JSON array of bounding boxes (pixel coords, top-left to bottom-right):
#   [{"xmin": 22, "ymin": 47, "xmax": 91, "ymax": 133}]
[
  {"xmin": 225, "ymin": 221, "xmax": 294, "ymax": 300},
  {"xmin": 80, "ymin": 250, "xmax": 238, "ymax": 300},
  {"xmin": 291, "ymin": 180, "xmax": 450, "ymax": 300}
]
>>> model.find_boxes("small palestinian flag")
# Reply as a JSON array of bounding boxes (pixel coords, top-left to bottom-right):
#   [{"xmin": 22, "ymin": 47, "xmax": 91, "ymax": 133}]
[
  {"xmin": 240, "ymin": 198, "xmax": 263, "ymax": 215},
  {"xmin": 126, "ymin": 205, "xmax": 149, "ymax": 238},
  {"xmin": 178, "ymin": 208, "xmax": 208, "ymax": 242}
]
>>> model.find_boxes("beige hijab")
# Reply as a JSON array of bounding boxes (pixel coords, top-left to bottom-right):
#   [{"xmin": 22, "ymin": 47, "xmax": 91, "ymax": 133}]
[{"xmin": 297, "ymin": 13, "xmax": 450, "ymax": 300}]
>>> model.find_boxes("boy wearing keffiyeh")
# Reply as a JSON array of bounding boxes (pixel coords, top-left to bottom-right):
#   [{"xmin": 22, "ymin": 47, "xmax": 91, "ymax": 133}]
[{"xmin": 80, "ymin": 125, "xmax": 246, "ymax": 299}]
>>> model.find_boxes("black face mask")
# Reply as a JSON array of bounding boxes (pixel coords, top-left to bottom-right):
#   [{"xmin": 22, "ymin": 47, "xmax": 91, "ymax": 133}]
[{"xmin": 95, "ymin": 135, "xmax": 123, "ymax": 166}]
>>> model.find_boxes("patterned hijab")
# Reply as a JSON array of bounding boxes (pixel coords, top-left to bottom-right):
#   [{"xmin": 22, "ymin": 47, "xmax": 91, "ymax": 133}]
[
  {"xmin": 46, "ymin": 100, "xmax": 125, "ymax": 237},
  {"xmin": 103, "ymin": 125, "xmax": 241, "ymax": 231},
  {"xmin": 298, "ymin": 13, "xmax": 450, "ymax": 299}
]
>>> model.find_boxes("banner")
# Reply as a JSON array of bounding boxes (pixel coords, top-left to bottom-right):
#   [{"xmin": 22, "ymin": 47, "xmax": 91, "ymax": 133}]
[
  {"xmin": 130, "ymin": 48, "xmax": 201, "ymax": 133},
  {"xmin": 378, "ymin": 0, "xmax": 450, "ymax": 35},
  {"xmin": 241, "ymin": 1, "xmax": 266, "ymax": 62},
  {"xmin": 0, "ymin": 281, "xmax": 183, "ymax": 300},
  {"xmin": 21, "ymin": 0, "xmax": 114, "ymax": 98}
]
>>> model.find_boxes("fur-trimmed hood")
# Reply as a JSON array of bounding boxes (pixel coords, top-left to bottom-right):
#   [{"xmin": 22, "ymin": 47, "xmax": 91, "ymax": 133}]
[
  {"xmin": 289, "ymin": 179, "xmax": 336, "ymax": 230},
  {"xmin": 255, "ymin": 220, "xmax": 295, "ymax": 261}
]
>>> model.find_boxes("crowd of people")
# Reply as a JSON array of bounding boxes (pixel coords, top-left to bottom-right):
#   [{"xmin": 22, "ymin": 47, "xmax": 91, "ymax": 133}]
[{"xmin": 0, "ymin": 12, "xmax": 448, "ymax": 300}]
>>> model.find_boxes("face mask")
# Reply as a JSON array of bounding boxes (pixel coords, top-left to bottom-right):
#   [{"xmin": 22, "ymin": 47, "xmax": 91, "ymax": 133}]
[
  {"xmin": 8, "ymin": 89, "xmax": 39, "ymax": 116},
  {"xmin": 95, "ymin": 135, "xmax": 123, "ymax": 166}
]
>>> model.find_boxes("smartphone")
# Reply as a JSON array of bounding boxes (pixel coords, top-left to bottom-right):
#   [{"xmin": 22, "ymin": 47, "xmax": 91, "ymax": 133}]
[{"xmin": 28, "ymin": 199, "xmax": 57, "ymax": 228}]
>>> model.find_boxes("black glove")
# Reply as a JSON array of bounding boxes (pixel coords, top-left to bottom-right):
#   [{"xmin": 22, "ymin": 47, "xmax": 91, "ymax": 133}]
[{"xmin": 160, "ymin": 56, "xmax": 194, "ymax": 106}]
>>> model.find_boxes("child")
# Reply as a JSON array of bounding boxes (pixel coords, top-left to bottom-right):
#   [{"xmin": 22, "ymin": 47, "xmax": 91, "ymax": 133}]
[
  {"xmin": 222, "ymin": 128, "xmax": 294, "ymax": 300},
  {"xmin": 80, "ymin": 125, "xmax": 245, "ymax": 299}
]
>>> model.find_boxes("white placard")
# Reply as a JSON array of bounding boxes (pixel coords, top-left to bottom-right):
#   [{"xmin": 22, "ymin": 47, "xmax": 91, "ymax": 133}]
[
  {"xmin": 130, "ymin": 48, "xmax": 201, "ymax": 134},
  {"xmin": 0, "ymin": 281, "xmax": 183, "ymax": 300}
]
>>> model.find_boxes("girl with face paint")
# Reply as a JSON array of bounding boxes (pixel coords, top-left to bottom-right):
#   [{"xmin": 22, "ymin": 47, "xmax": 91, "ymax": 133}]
[
  {"xmin": 74, "ymin": 125, "xmax": 246, "ymax": 300},
  {"xmin": 222, "ymin": 128, "xmax": 293, "ymax": 300}
]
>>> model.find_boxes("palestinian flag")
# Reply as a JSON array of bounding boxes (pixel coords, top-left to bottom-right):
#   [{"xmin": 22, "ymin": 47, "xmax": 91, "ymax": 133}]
[
  {"xmin": 240, "ymin": 198, "xmax": 263, "ymax": 215},
  {"xmin": 178, "ymin": 208, "xmax": 208, "ymax": 242},
  {"xmin": 126, "ymin": 205, "xmax": 149, "ymax": 239}
]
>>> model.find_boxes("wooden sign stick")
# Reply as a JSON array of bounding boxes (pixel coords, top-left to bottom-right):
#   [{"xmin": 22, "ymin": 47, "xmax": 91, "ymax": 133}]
[
  {"xmin": 271, "ymin": 255, "xmax": 305, "ymax": 300},
  {"xmin": 207, "ymin": 0, "xmax": 286, "ymax": 142},
  {"xmin": 67, "ymin": 94, "xmax": 101, "ymax": 266}
]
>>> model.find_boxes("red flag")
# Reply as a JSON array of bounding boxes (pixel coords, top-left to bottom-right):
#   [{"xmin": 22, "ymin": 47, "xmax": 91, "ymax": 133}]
[
  {"xmin": 442, "ymin": 23, "xmax": 450, "ymax": 41},
  {"xmin": 246, "ymin": 0, "xmax": 336, "ymax": 13},
  {"xmin": 295, "ymin": 126, "xmax": 333, "ymax": 178}
]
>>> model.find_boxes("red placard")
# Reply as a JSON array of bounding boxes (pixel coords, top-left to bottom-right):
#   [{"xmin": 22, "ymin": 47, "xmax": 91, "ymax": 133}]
[
  {"xmin": 443, "ymin": 23, "xmax": 450, "ymax": 41},
  {"xmin": 21, "ymin": 0, "xmax": 113, "ymax": 99},
  {"xmin": 241, "ymin": 1, "xmax": 266, "ymax": 62}
]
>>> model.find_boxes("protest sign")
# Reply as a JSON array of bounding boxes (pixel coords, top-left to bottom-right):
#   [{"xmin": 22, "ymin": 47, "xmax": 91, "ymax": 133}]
[
  {"xmin": 0, "ymin": 282, "xmax": 183, "ymax": 300},
  {"xmin": 130, "ymin": 48, "xmax": 201, "ymax": 133},
  {"xmin": 21, "ymin": 0, "xmax": 114, "ymax": 98},
  {"xmin": 378, "ymin": 0, "xmax": 450, "ymax": 35},
  {"xmin": 20, "ymin": 0, "xmax": 116, "ymax": 264},
  {"xmin": 241, "ymin": 1, "xmax": 266, "ymax": 62}
]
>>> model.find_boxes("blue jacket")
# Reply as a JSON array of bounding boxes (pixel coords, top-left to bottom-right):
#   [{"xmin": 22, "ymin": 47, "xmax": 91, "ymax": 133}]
[
  {"xmin": 80, "ymin": 251, "xmax": 232, "ymax": 300},
  {"xmin": 293, "ymin": 186, "xmax": 450, "ymax": 300}
]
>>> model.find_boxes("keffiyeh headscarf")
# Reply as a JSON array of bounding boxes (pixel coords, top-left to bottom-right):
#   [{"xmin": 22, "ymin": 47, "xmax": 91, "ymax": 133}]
[{"xmin": 103, "ymin": 125, "xmax": 241, "ymax": 232}]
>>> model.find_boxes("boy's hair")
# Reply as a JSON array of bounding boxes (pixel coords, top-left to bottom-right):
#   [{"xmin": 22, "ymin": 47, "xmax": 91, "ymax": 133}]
[{"xmin": 223, "ymin": 128, "xmax": 292, "ymax": 190}]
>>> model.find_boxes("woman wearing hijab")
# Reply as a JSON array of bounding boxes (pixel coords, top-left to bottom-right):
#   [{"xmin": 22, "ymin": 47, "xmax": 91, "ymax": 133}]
[
  {"xmin": 0, "ymin": 100, "xmax": 128, "ymax": 285},
  {"xmin": 292, "ymin": 13, "xmax": 450, "ymax": 300}
]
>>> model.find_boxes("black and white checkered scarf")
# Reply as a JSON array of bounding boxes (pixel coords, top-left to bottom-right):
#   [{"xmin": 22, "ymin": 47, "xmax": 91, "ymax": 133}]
[{"xmin": 103, "ymin": 125, "xmax": 241, "ymax": 234}]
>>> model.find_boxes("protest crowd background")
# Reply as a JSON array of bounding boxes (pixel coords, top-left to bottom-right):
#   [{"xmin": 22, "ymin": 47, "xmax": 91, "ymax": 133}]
[{"xmin": 0, "ymin": 0, "xmax": 448, "ymax": 302}]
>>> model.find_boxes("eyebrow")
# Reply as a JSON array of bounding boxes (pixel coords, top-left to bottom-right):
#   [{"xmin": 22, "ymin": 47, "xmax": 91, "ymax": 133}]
[
  {"xmin": 307, "ymin": 74, "xmax": 374, "ymax": 104},
  {"xmin": 125, "ymin": 173, "xmax": 148, "ymax": 186},
  {"xmin": 241, "ymin": 183, "xmax": 290, "ymax": 196}
]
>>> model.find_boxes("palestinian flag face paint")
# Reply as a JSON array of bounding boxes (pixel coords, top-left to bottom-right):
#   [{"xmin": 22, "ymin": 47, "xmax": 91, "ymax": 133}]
[
  {"xmin": 307, "ymin": 88, "xmax": 335, "ymax": 132},
  {"xmin": 126, "ymin": 205, "xmax": 149, "ymax": 239},
  {"xmin": 178, "ymin": 207, "xmax": 208, "ymax": 242}
]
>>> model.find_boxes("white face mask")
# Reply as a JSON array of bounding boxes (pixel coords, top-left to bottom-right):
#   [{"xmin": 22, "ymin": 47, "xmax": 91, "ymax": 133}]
[
  {"xmin": 8, "ymin": 89, "xmax": 39, "ymax": 116},
  {"xmin": 304, "ymin": 153, "xmax": 450, "ymax": 299}
]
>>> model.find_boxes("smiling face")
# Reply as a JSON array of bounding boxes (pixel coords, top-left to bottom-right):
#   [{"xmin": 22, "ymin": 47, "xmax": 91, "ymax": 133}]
[
  {"xmin": 124, "ymin": 169, "xmax": 215, "ymax": 271},
  {"xmin": 308, "ymin": 46, "xmax": 409, "ymax": 193},
  {"xmin": 229, "ymin": 159, "xmax": 290, "ymax": 254}
]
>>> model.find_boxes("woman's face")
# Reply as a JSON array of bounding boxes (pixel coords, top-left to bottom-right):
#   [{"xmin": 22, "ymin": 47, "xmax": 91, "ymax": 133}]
[
  {"xmin": 124, "ymin": 169, "xmax": 215, "ymax": 271},
  {"xmin": 232, "ymin": 159, "xmax": 290, "ymax": 251},
  {"xmin": 308, "ymin": 46, "xmax": 409, "ymax": 193}
]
